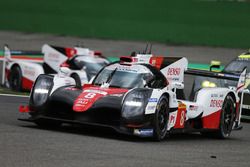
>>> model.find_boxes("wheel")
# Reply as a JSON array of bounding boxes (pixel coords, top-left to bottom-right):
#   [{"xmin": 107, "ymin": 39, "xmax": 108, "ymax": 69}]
[
  {"xmin": 9, "ymin": 65, "xmax": 22, "ymax": 91},
  {"xmin": 214, "ymin": 95, "xmax": 236, "ymax": 139},
  {"xmin": 153, "ymin": 96, "xmax": 169, "ymax": 141},
  {"xmin": 71, "ymin": 73, "xmax": 82, "ymax": 88}
]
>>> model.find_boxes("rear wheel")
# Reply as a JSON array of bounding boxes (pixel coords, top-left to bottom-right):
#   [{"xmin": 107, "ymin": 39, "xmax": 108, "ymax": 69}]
[
  {"xmin": 210, "ymin": 95, "xmax": 236, "ymax": 139},
  {"xmin": 9, "ymin": 66, "xmax": 22, "ymax": 91},
  {"xmin": 153, "ymin": 96, "xmax": 169, "ymax": 141}
]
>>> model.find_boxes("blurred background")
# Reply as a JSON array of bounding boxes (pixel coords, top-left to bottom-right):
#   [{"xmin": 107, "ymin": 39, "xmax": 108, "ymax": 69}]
[{"xmin": 0, "ymin": 0, "xmax": 249, "ymax": 48}]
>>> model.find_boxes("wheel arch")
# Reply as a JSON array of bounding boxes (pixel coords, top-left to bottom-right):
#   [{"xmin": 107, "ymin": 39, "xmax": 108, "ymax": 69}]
[
  {"xmin": 161, "ymin": 92, "xmax": 169, "ymax": 99},
  {"xmin": 10, "ymin": 63, "xmax": 21, "ymax": 72},
  {"xmin": 227, "ymin": 91, "xmax": 236, "ymax": 104},
  {"xmin": 70, "ymin": 72, "xmax": 82, "ymax": 88}
]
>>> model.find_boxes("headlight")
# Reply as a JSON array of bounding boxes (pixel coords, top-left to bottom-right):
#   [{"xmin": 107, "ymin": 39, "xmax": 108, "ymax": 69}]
[
  {"xmin": 122, "ymin": 89, "xmax": 152, "ymax": 119},
  {"xmin": 201, "ymin": 81, "xmax": 217, "ymax": 88},
  {"xmin": 31, "ymin": 75, "xmax": 53, "ymax": 107}
]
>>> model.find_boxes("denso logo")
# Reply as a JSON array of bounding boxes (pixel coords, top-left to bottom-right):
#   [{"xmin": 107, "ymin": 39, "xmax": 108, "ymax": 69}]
[
  {"xmin": 210, "ymin": 99, "xmax": 223, "ymax": 108},
  {"xmin": 167, "ymin": 68, "xmax": 181, "ymax": 76},
  {"xmin": 24, "ymin": 67, "xmax": 35, "ymax": 76},
  {"xmin": 48, "ymin": 53, "xmax": 60, "ymax": 58}
]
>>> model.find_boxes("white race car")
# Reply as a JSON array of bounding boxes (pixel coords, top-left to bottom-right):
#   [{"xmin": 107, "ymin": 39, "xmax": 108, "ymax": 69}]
[
  {"xmin": 2, "ymin": 44, "xmax": 109, "ymax": 91},
  {"xmin": 19, "ymin": 50, "xmax": 248, "ymax": 141}
]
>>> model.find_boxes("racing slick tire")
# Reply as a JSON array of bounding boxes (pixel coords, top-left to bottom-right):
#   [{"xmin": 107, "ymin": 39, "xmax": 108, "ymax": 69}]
[
  {"xmin": 153, "ymin": 96, "xmax": 169, "ymax": 141},
  {"xmin": 215, "ymin": 95, "xmax": 236, "ymax": 138},
  {"xmin": 9, "ymin": 65, "xmax": 22, "ymax": 91},
  {"xmin": 71, "ymin": 73, "xmax": 82, "ymax": 88},
  {"xmin": 202, "ymin": 95, "xmax": 236, "ymax": 139}
]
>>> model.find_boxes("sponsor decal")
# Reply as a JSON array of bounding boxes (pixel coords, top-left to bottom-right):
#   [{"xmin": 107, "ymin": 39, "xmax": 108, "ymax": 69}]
[
  {"xmin": 83, "ymin": 89, "xmax": 107, "ymax": 95},
  {"xmin": 169, "ymin": 115, "xmax": 176, "ymax": 124},
  {"xmin": 65, "ymin": 79, "xmax": 73, "ymax": 85},
  {"xmin": 210, "ymin": 99, "xmax": 223, "ymax": 108},
  {"xmin": 211, "ymin": 94, "xmax": 223, "ymax": 98},
  {"xmin": 174, "ymin": 103, "xmax": 186, "ymax": 129},
  {"xmin": 189, "ymin": 105, "xmax": 198, "ymax": 111},
  {"xmin": 47, "ymin": 53, "xmax": 60, "ymax": 62},
  {"xmin": 64, "ymin": 87, "xmax": 79, "ymax": 91},
  {"xmin": 48, "ymin": 53, "xmax": 60, "ymax": 59},
  {"xmin": 242, "ymin": 104, "xmax": 250, "ymax": 110},
  {"xmin": 84, "ymin": 93, "xmax": 96, "ymax": 99},
  {"xmin": 24, "ymin": 69, "xmax": 36, "ymax": 76},
  {"xmin": 166, "ymin": 77, "xmax": 180, "ymax": 82},
  {"xmin": 211, "ymin": 94, "xmax": 218, "ymax": 98},
  {"xmin": 178, "ymin": 103, "xmax": 186, "ymax": 109},
  {"xmin": 117, "ymin": 66, "xmax": 138, "ymax": 73},
  {"xmin": 24, "ymin": 66, "xmax": 36, "ymax": 76},
  {"xmin": 133, "ymin": 129, "xmax": 153, "ymax": 137},
  {"xmin": 75, "ymin": 98, "xmax": 89, "ymax": 105},
  {"xmin": 148, "ymin": 98, "xmax": 158, "ymax": 102},
  {"xmin": 146, "ymin": 105, "xmax": 156, "ymax": 111},
  {"xmin": 167, "ymin": 68, "xmax": 181, "ymax": 76},
  {"xmin": 109, "ymin": 93, "xmax": 124, "ymax": 97},
  {"xmin": 180, "ymin": 110, "xmax": 185, "ymax": 126},
  {"xmin": 132, "ymin": 57, "xmax": 138, "ymax": 62},
  {"xmin": 151, "ymin": 59, "xmax": 156, "ymax": 66}
]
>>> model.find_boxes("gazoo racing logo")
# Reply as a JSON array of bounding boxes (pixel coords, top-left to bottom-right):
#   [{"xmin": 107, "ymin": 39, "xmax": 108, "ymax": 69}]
[{"xmin": 210, "ymin": 99, "xmax": 223, "ymax": 108}]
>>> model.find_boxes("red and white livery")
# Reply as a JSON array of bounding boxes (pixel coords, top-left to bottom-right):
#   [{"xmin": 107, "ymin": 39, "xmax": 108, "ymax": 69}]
[
  {"xmin": 19, "ymin": 50, "xmax": 247, "ymax": 141},
  {"xmin": 2, "ymin": 44, "xmax": 109, "ymax": 91}
]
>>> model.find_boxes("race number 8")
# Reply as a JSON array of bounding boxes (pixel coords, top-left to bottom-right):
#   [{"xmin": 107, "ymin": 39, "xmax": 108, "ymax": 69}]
[
  {"xmin": 84, "ymin": 93, "xmax": 96, "ymax": 98},
  {"xmin": 180, "ymin": 111, "xmax": 185, "ymax": 126}
]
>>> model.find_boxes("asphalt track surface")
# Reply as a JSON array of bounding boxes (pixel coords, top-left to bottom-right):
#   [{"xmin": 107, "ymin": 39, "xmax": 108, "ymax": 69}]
[
  {"xmin": 0, "ymin": 31, "xmax": 249, "ymax": 167},
  {"xmin": 1, "ymin": 95, "xmax": 250, "ymax": 167},
  {"xmin": 0, "ymin": 31, "xmax": 245, "ymax": 96}
]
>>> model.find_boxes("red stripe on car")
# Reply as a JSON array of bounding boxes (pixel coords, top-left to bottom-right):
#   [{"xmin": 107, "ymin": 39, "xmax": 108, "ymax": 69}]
[
  {"xmin": 202, "ymin": 110, "xmax": 221, "ymax": 129},
  {"xmin": 73, "ymin": 86, "xmax": 128, "ymax": 112}
]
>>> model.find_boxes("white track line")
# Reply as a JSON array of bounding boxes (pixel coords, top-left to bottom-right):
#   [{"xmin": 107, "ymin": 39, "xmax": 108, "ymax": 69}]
[{"xmin": 0, "ymin": 93, "xmax": 29, "ymax": 98}]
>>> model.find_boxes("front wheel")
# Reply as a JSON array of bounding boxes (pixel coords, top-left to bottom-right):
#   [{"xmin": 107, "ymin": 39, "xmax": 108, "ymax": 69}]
[{"xmin": 153, "ymin": 96, "xmax": 169, "ymax": 141}]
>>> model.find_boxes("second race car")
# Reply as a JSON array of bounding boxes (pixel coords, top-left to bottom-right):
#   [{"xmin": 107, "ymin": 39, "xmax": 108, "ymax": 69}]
[
  {"xmin": 190, "ymin": 51, "xmax": 250, "ymax": 121},
  {"xmin": 3, "ymin": 44, "xmax": 109, "ymax": 91}
]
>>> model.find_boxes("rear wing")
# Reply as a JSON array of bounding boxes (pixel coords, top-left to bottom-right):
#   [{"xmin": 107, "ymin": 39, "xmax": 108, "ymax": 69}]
[
  {"xmin": 0, "ymin": 45, "xmax": 43, "ymax": 62},
  {"xmin": 185, "ymin": 68, "xmax": 239, "ymax": 81},
  {"xmin": 160, "ymin": 57, "xmax": 188, "ymax": 84},
  {"xmin": 42, "ymin": 44, "xmax": 104, "ymax": 72},
  {"xmin": 185, "ymin": 68, "xmax": 247, "ymax": 92}
]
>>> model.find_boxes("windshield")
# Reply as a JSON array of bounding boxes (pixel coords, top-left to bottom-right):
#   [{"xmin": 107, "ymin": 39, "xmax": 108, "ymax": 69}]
[
  {"xmin": 73, "ymin": 56, "xmax": 109, "ymax": 79},
  {"xmin": 93, "ymin": 64, "xmax": 154, "ymax": 89},
  {"xmin": 224, "ymin": 59, "xmax": 250, "ymax": 74}
]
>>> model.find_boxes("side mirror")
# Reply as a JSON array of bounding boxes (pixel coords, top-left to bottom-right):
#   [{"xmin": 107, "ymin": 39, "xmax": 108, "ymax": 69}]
[
  {"xmin": 209, "ymin": 60, "xmax": 221, "ymax": 71},
  {"xmin": 172, "ymin": 82, "xmax": 184, "ymax": 89},
  {"xmin": 59, "ymin": 67, "xmax": 71, "ymax": 76}
]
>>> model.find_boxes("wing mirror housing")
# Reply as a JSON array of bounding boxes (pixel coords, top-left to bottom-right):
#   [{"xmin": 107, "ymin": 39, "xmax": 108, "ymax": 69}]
[
  {"xmin": 59, "ymin": 67, "xmax": 71, "ymax": 76},
  {"xmin": 172, "ymin": 82, "xmax": 184, "ymax": 89},
  {"xmin": 209, "ymin": 60, "xmax": 221, "ymax": 72}
]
